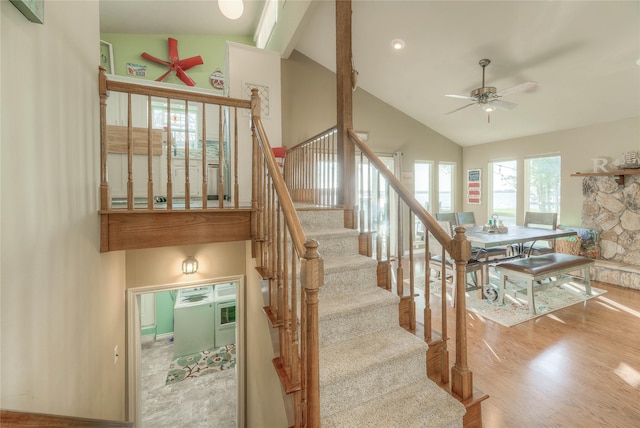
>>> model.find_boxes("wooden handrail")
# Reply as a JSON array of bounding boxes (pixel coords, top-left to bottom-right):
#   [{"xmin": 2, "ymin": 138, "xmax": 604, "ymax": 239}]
[
  {"xmin": 347, "ymin": 129, "xmax": 474, "ymax": 401},
  {"xmin": 252, "ymin": 113, "xmax": 306, "ymax": 256},
  {"xmin": 347, "ymin": 129, "xmax": 452, "ymax": 248},
  {"xmin": 251, "ymin": 90, "xmax": 322, "ymax": 427}
]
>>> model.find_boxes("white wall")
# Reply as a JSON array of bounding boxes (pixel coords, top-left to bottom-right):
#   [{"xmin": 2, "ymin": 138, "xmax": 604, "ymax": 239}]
[
  {"xmin": 462, "ymin": 117, "xmax": 640, "ymax": 226},
  {"xmin": 226, "ymin": 42, "xmax": 283, "ymax": 206},
  {"xmin": 1, "ymin": 0, "xmax": 126, "ymax": 421}
]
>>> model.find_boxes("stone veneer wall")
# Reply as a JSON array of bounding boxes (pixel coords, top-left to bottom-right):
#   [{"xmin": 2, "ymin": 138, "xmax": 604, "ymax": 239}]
[{"xmin": 581, "ymin": 174, "xmax": 640, "ymax": 289}]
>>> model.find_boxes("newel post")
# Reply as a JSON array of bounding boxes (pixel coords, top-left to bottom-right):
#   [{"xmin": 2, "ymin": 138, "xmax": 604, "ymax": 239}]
[
  {"xmin": 301, "ymin": 239, "xmax": 323, "ymax": 427},
  {"xmin": 250, "ymin": 88, "xmax": 262, "ymax": 260},
  {"xmin": 449, "ymin": 226, "xmax": 474, "ymax": 400},
  {"xmin": 98, "ymin": 66, "xmax": 111, "ymax": 211}
]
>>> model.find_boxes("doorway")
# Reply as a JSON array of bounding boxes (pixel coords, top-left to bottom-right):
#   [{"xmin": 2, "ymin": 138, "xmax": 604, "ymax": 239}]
[{"xmin": 126, "ymin": 276, "xmax": 245, "ymax": 427}]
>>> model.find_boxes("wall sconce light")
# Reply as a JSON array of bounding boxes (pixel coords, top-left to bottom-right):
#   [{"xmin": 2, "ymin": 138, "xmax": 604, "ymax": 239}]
[{"xmin": 182, "ymin": 256, "xmax": 199, "ymax": 274}]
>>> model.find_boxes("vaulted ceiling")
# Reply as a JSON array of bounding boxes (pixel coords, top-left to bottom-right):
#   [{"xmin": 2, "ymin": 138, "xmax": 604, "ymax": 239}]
[{"xmin": 100, "ymin": 0, "xmax": 640, "ymax": 147}]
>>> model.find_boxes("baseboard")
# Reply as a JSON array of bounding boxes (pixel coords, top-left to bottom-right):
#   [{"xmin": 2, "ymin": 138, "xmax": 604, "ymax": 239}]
[{"xmin": 155, "ymin": 332, "xmax": 173, "ymax": 341}]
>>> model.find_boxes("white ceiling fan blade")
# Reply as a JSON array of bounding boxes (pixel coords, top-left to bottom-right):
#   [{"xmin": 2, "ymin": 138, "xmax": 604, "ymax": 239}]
[
  {"xmin": 496, "ymin": 81, "xmax": 538, "ymax": 97},
  {"xmin": 445, "ymin": 94, "xmax": 475, "ymax": 101},
  {"xmin": 445, "ymin": 102, "xmax": 476, "ymax": 115},
  {"xmin": 490, "ymin": 99, "xmax": 518, "ymax": 110}
]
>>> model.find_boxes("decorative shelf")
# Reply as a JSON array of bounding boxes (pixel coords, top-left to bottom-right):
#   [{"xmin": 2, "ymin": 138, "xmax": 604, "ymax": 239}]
[{"xmin": 570, "ymin": 169, "xmax": 640, "ymax": 185}]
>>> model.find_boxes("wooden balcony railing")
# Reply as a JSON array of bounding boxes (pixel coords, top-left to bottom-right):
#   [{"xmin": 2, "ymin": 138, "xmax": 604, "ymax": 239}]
[
  {"xmin": 285, "ymin": 125, "xmax": 475, "ymax": 401},
  {"xmin": 98, "ymin": 67, "xmax": 254, "ymax": 251}
]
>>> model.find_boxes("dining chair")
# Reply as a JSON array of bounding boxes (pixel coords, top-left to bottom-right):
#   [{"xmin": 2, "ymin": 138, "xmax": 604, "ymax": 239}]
[
  {"xmin": 435, "ymin": 212, "xmax": 457, "ymax": 226},
  {"xmin": 523, "ymin": 211, "xmax": 558, "ymax": 255},
  {"xmin": 428, "ymin": 220, "xmax": 483, "ymax": 307},
  {"xmin": 455, "ymin": 211, "xmax": 477, "ymax": 227}
]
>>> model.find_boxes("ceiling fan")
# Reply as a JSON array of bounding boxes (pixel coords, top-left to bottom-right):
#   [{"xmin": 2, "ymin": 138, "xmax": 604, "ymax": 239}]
[{"xmin": 445, "ymin": 59, "xmax": 537, "ymax": 121}]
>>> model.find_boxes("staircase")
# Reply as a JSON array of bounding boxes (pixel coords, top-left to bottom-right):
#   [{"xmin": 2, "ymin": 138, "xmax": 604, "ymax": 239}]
[{"xmin": 297, "ymin": 207, "xmax": 466, "ymax": 427}]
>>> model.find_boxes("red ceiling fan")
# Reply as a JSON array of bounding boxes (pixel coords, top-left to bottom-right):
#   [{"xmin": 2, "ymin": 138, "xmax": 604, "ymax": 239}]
[{"xmin": 141, "ymin": 38, "xmax": 203, "ymax": 86}]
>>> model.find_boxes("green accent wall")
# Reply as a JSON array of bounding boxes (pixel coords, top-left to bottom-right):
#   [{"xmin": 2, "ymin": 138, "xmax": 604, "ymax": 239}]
[
  {"xmin": 100, "ymin": 33, "xmax": 254, "ymax": 90},
  {"xmin": 155, "ymin": 291, "xmax": 176, "ymax": 335}
]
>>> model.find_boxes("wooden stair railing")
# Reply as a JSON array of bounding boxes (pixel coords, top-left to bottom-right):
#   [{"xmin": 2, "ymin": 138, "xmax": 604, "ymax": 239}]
[
  {"xmin": 251, "ymin": 90, "xmax": 322, "ymax": 427},
  {"xmin": 348, "ymin": 128, "xmax": 474, "ymax": 400},
  {"xmin": 0, "ymin": 409, "xmax": 133, "ymax": 427},
  {"xmin": 284, "ymin": 125, "xmax": 475, "ymax": 401}
]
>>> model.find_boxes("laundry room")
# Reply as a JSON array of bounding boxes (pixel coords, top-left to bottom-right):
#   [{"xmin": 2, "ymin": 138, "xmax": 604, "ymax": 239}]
[{"xmin": 138, "ymin": 280, "xmax": 239, "ymax": 427}]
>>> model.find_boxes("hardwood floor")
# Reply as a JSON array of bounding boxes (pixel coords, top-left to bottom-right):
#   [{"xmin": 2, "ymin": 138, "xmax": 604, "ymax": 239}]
[{"xmin": 408, "ymin": 272, "xmax": 640, "ymax": 427}]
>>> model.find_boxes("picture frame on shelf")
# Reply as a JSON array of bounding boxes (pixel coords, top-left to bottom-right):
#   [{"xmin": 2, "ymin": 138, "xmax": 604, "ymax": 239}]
[
  {"xmin": 10, "ymin": 0, "xmax": 44, "ymax": 24},
  {"xmin": 100, "ymin": 40, "xmax": 114, "ymax": 74}
]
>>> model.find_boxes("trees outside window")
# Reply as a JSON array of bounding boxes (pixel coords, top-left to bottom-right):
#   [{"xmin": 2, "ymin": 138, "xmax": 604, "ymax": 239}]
[{"xmin": 526, "ymin": 155, "xmax": 561, "ymax": 215}]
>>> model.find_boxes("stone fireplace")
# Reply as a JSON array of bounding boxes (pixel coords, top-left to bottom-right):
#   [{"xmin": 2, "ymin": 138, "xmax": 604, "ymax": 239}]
[{"xmin": 581, "ymin": 174, "xmax": 640, "ymax": 289}]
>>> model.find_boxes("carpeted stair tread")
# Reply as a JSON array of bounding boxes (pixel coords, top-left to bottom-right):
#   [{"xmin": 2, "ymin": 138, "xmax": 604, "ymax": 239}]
[
  {"xmin": 320, "ymin": 255, "xmax": 378, "ymax": 295},
  {"xmin": 318, "ymin": 287, "xmax": 399, "ymax": 320},
  {"xmin": 322, "ymin": 378, "xmax": 466, "ymax": 428},
  {"xmin": 318, "ymin": 328, "xmax": 429, "ymax": 417},
  {"xmin": 319, "ymin": 327, "xmax": 428, "ymax": 384},
  {"xmin": 296, "ymin": 208, "xmax": 345, "ymax": 231}
]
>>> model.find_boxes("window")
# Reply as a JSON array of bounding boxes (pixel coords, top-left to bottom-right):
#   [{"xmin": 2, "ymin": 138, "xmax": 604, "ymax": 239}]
[
  {"xmin": 438, "ymin": 162, "xmax": 455, "ymax": 213},
  {"xmin": 254, "ymin": 0, "xmax": 278, "ymax": 49},
  {"xmin": 152, "ymin": 100, "xmax": 200, "ymax": 151},
  {"xmin": 414, "ymin": 161, "xmax": 432, "ymax": 243},
  {"xmin": 489, "ymin": 159, "xmax": 517, "ymax": 225},
  {"xmin": 414, "ymin": 161, "xmax": 432, "ymax": 212},
  {"xmin": 525, "ymin": 155, "xmax": 561, "ymax": 216}
]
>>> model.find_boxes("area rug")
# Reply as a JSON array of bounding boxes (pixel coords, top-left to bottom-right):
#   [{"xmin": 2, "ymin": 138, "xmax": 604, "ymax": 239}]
[
  {"xmin": 412, "ymin": 275, "xmax": 606, "ymax": 327},
  {"xmin": 165, "ymin": 344, "xmax": 236, "ymax": 385}
]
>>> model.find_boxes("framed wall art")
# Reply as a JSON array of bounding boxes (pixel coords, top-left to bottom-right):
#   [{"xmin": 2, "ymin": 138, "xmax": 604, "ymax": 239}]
[
  {"xmin": 100, "ymin": 40, "xmax": 114, "ymax": 74},
  {"xmin": 467, "ymin": 168, "xmax": 481, "ymax": 205},
  {"xmin": 10, "ymin": 0, "xmax": 44, "ymax": 24}
]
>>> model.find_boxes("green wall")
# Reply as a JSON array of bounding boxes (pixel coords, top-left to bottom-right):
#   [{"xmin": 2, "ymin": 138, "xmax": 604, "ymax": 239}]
[
  {"xmin": 155, "ymin": 291, "xmax": 176, "ymax": 335},
  {"xmin": 100, "ymin": 33, "xmax": 254, "ymax": 90}
]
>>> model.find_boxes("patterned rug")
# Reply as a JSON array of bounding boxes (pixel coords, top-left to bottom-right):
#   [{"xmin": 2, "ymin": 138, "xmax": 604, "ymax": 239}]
[
  {"xmin": 414, "ymin": 275, "xmax": 606, "ymax": 327},
  {"xmin": 165, "ymin": 344, "xmax": 236, "ymax": 385}
]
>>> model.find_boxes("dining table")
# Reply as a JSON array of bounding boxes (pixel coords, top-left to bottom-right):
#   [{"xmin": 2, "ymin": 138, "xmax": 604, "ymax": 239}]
[{"xmin": 462, "ymin": 225, "xmax": 577, "ymax": 255}]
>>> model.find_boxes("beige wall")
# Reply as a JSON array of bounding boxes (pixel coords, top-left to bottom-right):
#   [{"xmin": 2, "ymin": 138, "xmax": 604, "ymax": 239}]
[
  {"xmin": 1, "ymin": 1, "xmax": 126, "ymax": 421},
  {"xmin": 125, "ymin": 242, "xmax": 247, "ymax": 288},
  {"xmin": 243, "ymin": 243, "xmax": 290, "ymax": 427},
  {"xmin": 282, "ymin": 50, "xmax": 463, "ymax": 209},
  {"xmin": 462, "ymin": 117, "xmax": 640, "ymax": 226}
]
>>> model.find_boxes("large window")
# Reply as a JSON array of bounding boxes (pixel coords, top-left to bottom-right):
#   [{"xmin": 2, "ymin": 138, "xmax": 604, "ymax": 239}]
[
  {"xmin": 438, "ymin": 162, "xmax": 455, "ymax": 213},
  {"xmin": 526, "ymin": 155, "xmax": 561, "ymax": 216},
  {"xmin": 489, "ymin": 159, "xmax": 517, "ymax": 225},
  {"xmin": 414, "ymin": 161, "xmax": 433, "ymax": 212}
]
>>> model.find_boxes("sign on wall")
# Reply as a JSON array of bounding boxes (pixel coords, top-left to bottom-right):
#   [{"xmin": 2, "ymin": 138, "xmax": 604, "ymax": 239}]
[{"xmin": 467, "ymin": 168, "xmax": 481, "ymax": 205}]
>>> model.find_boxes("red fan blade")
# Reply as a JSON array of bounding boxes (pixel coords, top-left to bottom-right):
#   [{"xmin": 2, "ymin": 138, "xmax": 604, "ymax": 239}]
[
  {"xmin": 168, "ymin": 38, "xmax": 179, "ymax": 64},
  {"xmin": 177, "ymin": 56, "xmax": 204, "ymax": 71},
  {"xmin": 141, "ymin": 52, "xmax": 171, "ymax": 66},
  {"xmin": 175, "ymin": 67, "xmax": 196, "ymax": 86},
  {"xmin": 155, "ymin": 70, "xmax": 172, "ymax": 82}
]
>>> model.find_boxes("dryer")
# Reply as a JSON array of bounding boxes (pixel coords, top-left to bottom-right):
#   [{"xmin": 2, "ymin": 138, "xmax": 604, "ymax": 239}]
[
  {"xmin": 173, "ymin": 286, "xmax": 215, "ymax": 358},
  {"xmin": 213, "ymin": 282, "xmax": 237, "ymax": 348}
]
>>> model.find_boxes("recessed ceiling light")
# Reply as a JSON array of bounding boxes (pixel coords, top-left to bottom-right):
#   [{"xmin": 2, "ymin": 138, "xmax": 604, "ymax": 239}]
[
  {"xmin": 391, "ymin": 39, "xmax": 405, "ymax": 50},
  {"xmin": 637, "ymin": 58, "xmax": 640, "ymax": 66}
]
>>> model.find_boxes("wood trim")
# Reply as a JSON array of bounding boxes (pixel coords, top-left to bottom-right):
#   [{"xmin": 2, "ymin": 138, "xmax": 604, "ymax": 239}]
[
  {"xmin": 0, "ymin": 410, "xmax": 133, "ymax": 427},
  {"xmin": 105, "ymin": 79, "xmax": 251, "ymax": 109},
  {"xmin": 99, "ymin": 210, "xmax": 252, "ymax": 252},
  {"xmin": 272, "ymin": 358, "xmax": 302, "ymax": 394},
  {"xmin": 106, "ymin": 125, "xmax": 162, "ymax": 155}
]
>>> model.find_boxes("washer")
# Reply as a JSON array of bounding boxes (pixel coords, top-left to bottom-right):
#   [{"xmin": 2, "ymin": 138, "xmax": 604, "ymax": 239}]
[
  {"xmin": 214, "ymin": 282, "xmax": 237, "ymax": 348},
  {"xmin": 173, "ymin": 286, "xmax": 215, "ymax": 358}
]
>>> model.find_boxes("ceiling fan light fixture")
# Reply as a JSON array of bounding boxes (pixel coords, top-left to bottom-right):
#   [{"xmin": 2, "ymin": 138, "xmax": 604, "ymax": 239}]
[
  {"xmin": 482, "ymin": 104, "xmax": 496, "ymax": 113},
  {"xmin": 218, "ymin": 0, "xmax": 244, "ymax": 20}
]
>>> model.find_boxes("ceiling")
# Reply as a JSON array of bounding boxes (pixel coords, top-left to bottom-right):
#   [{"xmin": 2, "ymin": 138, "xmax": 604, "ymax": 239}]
[{"xmin": 100, "ymin": 0, "xmax": 640, "ymax": 147}]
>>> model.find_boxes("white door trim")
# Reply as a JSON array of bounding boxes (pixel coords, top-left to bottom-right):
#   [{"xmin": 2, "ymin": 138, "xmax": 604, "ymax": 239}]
[{"xmin": 125, "ymin": 275, "xmax": 246, "ymax": 427}]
